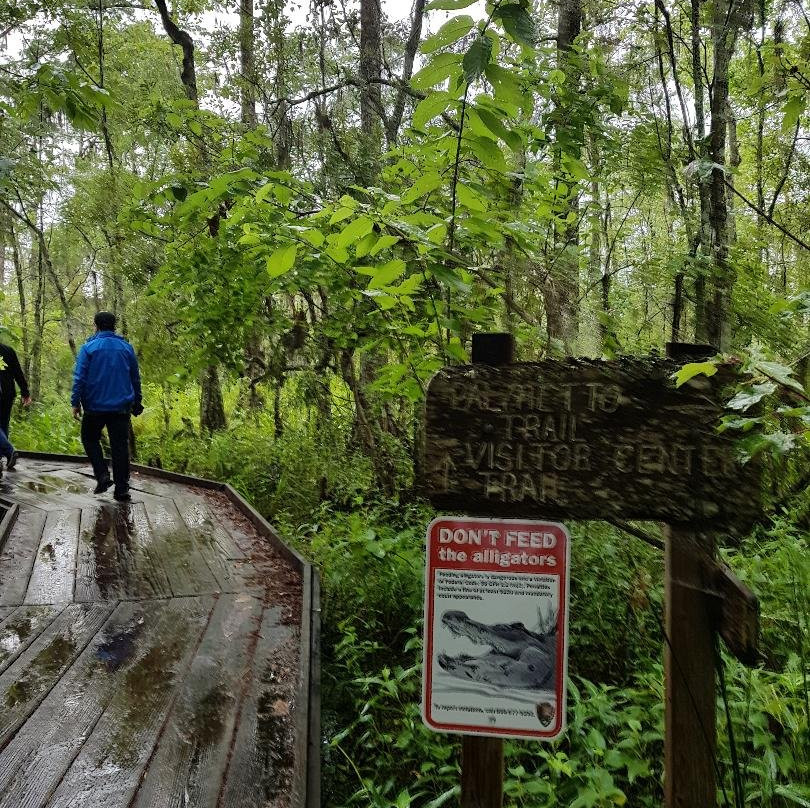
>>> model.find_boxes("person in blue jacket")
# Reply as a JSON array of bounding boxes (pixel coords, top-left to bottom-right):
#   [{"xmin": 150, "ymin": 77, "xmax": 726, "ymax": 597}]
[{"xmin": 71, "ymin": 311, "xmax": 143, "ymax": 501}]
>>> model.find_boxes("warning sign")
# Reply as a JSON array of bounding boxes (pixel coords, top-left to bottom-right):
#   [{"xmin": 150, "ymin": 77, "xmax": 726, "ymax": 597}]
[{"xmin": 422, "ymin": 517, "xmax": 570, "ymax": 740}]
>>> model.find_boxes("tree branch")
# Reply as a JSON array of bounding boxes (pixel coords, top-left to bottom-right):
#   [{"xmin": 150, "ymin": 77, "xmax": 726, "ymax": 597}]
[{"xmin": 724, "ymin": 181, "xmax": 810, "ymax": 252}]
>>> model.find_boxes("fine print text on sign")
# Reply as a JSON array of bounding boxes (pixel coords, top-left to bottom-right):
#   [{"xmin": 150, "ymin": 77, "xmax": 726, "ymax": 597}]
[
  {"xmin": 423, "ymin": 359, "xmax": 760, "ymax": 527},
  {"xmin": 422, "ymin": 517, "xmax": 571, "ymax": 740}
]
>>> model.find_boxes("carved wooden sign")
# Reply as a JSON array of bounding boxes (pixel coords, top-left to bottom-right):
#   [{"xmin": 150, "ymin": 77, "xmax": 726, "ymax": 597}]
[{"xmin": 423, "ymin": 359, "xmax": 759, "ymax": 527}]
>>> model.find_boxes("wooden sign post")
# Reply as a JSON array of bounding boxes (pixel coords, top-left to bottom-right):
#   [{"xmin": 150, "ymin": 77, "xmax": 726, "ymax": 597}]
[
  {"xmin": 421, "ymin": 333, "xmax": 761, "ymax": 808},
  {"xmin": 460, "ymin": 333, "xmax": 512, "ymax": 808}
]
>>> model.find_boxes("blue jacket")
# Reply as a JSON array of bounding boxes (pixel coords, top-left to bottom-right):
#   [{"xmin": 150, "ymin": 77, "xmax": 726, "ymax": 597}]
[{"xmin": 71, "ymin": 331, "xmax": 142, "ymax": 413}]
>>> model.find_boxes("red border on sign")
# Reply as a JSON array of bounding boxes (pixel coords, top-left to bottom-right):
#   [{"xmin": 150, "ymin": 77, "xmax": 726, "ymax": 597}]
[{"xmin": 422, "ymin": 516, "xmax": 570, "ymax": 740}]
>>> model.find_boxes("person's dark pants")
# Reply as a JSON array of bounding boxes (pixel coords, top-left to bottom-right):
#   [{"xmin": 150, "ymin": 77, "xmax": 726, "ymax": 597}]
[
  {"xmin": 81, "ymin": 411, "xmax": 131, "ymax": 495},
  {"xmin": 0, "ymin": 394, "xmax": 14, "ymax": 438}
]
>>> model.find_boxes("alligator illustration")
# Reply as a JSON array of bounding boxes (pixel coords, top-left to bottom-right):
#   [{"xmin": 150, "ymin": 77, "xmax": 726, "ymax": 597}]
[{"xmin": 437, "ymin": 610, "xmax": 556, "ymax": 691}]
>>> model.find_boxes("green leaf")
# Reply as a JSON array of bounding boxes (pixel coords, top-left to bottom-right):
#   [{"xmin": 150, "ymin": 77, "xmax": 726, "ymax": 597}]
[
  {"xmin": 300, "ymin": 229, "xmax": 325, "ymax": 247},
  {"xmin": 426, "ymin": 0, "xmax": 475, "ymax": 8},
  {"xmin": 355, "ymin": 231, "xmax": 377, "ymax": 258},
  {"xmin": 762, "ymin": 432, "xmax": 797, "ymax": 455},
  {"xmin": 335, "ymin": 216, "xmax": 374, "ymax": 249},
  {"xmin": 255, "ymin": 182, "xmax": 276, "ymax": 203},
  {"xmin": 412, "ymin": 53, "xmax": 462, "ymax": 90},
  {"xmin": 369, "ymin": 235, "xmax": 400, "ymax": 255},
  {"xmin": 329, "ymin": 206, "xmax": 355, "ymax": 225},
  {"xmin": 562, "ymin": 155, "xmax": 590, "ymax": 180},
  {"xmin": 456, "ymin": 182, "xmax": 488, "ymax": 212},
  {"xmin": 475, "ymin": 106, "xmax": 522, "ymax": 150},
  {"xmin": 446, "ymin": 338, "xmax": 467, "ymax": 361},
  {"xmin": 484, "ymin": 64, "xmax": 524, "ymax": 106},
  {"xmin": 782, "ymin": 95, "xmax": 805, "ymax": 133},
  {"xmin": 412, "ymin": 92, "xmax": 454, "ymax": 129},
  {"xmin": 401, "ymin": 171, "xmax": 443, "ymax": 204},
  {"xmin": 673, "ymin": 361, "xmax": 718, "ymax": 387},
  {"xmin": 325, "ymin": 243, "xmax": 349, "ymax": 263},
  {"xmin": 426, "ymin": 222, "xmax": 448, "ymax": 243},
  {"xmin": 420, "ymin": 15, "xmax": 474, "ymax": 54},
  {"xmin": 362, "ymin": 289, "xmax": 398, "ymax": 309},
  {"xmin": 463, "ymin": 36, "xmax": 493, "ymax": 85},
  {"xmin": 754, "ymin": 361, "xmax": 806, "ymax": 394},
  {"xmin": 494, "ymin": 4, "xmax": 536, "ymax": 47},
  {"xmin": 727, "ymin": 383, "xmax": 777, "ymax": 411},
  {"xmin": 267, "ymin": 244, "xmax": 297, "ymax": 278},
  {"xmin": 368, "ymin": 259, "xmax": 406, "ymax": 289},
  {"xmin": 468, "ymin": 136, "xmax": 507, "ymax": 171}
]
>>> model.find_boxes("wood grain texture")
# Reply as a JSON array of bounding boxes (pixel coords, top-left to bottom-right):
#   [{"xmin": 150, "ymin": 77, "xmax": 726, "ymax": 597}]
[
  {"xmin": 219, "ymin": 607, "xmax": 295, "ymax": 808},
  {"xmin": 424, "ymin": 359, "xmax": 760, "ymax": 529},
  {"xmin": 45, "ymin": 596, "xmax": 214, "ymax": 808},
  {"xmin": 461, "ymin": 736, "xmax": 503, "ymax": 808},
  {"xmin": 0, "ymin": 458, "xmax": 306, "ymax": 808},
  {"xmin": 0, "ymin": 598, "xmax": 213, "ymax": 808},
  {"xmin": 130, "ymin": 593, "xmax": 262, "ymax": 808},
  {"xmin": 142, "ymin": 496, "xmax": 220, "ymax": 596},
  {"xmin": 0, "ymin": 510, "xmax": 47, "ymax": 607},
  {"xmin": 75, "ymin": 503, "xmax": 171, "ymax": 602},
  {"xmin": 175, "ymin": 498, "xmax": 255, "ymax": 593},
  {"xmin": 0, "ymin": 605, "xmax": 59, "ymax": 675},
  {"xmin": 25, "ymin": 510, "xmax": 81, "ymax": 605},
  {"xmin": 664, "ymin": 526, "xmax": 716, "ymax": 808},
  {"xmin": 0, "ymin": 603, "xmax": 115, "ymax": 748}
]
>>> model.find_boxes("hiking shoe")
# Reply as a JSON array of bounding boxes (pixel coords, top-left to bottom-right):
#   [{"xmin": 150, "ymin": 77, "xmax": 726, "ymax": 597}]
[
  {"xmin": 5, "ymin": 451, "xmax": 18, "ymax": 471},
  {"xmin": 113, "ymin": 490, "xmax": 131, "ymax": 502},
  {"xmin": 94, "ymin": 477, "xmax": 113, "ymax": 495}
]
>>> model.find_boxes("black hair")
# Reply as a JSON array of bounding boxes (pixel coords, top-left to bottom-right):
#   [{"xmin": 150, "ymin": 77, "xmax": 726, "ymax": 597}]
[{"xmin": 94, "ymin": 311, "xmax": 116, "ymax": 331}]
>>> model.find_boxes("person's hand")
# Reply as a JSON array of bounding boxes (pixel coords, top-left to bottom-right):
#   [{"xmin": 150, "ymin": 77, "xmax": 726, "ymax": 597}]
[
  {"xmin": 132, "ymin": 403, "xmax": 144, "ymax": 417},
  {"xmin": 22, "ymin": 396, "xmax": 32, "ymax": 407},
  {"xmin": 72, "ymin": 406, "xmax": 82, "ymax": 420}
]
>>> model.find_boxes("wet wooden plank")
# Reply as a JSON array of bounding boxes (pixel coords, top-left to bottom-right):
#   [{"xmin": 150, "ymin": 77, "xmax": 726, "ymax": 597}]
[
  {"xmin": 219, "ymin": 607, "xmax": 296, "ymax": 808},
  {"xmin": 45, "ymin": 596, "xmax": 217, "ymax": 808},
  {"xmin": 0, "ymin": 605, "xmax": 60, "ymax": 675},
  {"xmin": 75, "ymin": 506, "xmax": 122, "ymax": 602},
  {"xmin": 0, "ymin": 608, "xmax": 15, "ymax": 622},
  {"xmin": 0, "ymin": 510, "xmax": 47, "ymax": 607},
  {"xmin": 130, "ymin": 593, "xmax": 263, "ymax": 808},
  {"xmin": 25, "ymin": 509, "xmax": 81, "ymax": 605},
  {"xmin": 0, "ymin": 597, "xmax": 214, "ymax": 807},
  {"xmin": 175, "ymin": 498, "xmax": 254, "ymax": 593},
  {"xmin": 0, "ymin": 603, "xmax": 115, "ymax": 748},
  {"xmin": 143, "ymin": 496, "xmax": 220, "ymax": 596},
  {"xmin": 126, "ymin": 474, "xmax": 182, "ymax": 499},
  {"xmin": 0, "ymin": 478, "xmax": 60, "ymax": 511},
  {"xmin": 75, "ymin": 503, "xmax": 171, "ymax": 602},
  {"xmin": 176, "ymin": 497, "xmax": 246, "ymax": 560}
]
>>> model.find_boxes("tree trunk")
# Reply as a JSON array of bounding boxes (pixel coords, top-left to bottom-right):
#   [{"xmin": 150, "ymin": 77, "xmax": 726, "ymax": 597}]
[
  {"xmin": 154, "ymin": 0, "xmax": 197, "ymax": 101},
  {"xmin": 546, "ymin": 0, "xmax": 582, "ymax": 353},
  {"xmin": 386, "ymin": 0, "xmax": 427, "ymax": 145},
  {"xmin": 238, "ymin": 0, "xmax": 257, "ymax": 127},
  {"xmin": 200, "ymin": 366, "xmax": 227, "ymax": 432},
  {"xmin": 359, "ymin": 0, "xmax": 383, "ymax": 183},
  {"xmin": 691, "ymin": 0, "xmax": 712, "ymax": 343},
  {"xmin": 9, "ymin": 222, "xmax": 29, "ymax": 374},
  {"xmin": 29, "ymin": 222, "xmax": 45, "ymax": 400},
  {"xmin": 705, "ymin": 0, "xmax": 748, "ymax": 349}
]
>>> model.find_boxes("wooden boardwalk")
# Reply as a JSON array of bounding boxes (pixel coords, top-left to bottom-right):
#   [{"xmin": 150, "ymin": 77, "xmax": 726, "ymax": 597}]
[{"xmin": 0, "ymin": 457, "xmax": 309, "ymax": 808}]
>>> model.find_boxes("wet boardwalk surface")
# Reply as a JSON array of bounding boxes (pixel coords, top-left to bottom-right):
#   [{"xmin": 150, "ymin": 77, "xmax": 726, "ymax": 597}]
[{"xmin": 0, "ymin": 459, "xmax": 303, "ymax": 808}]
